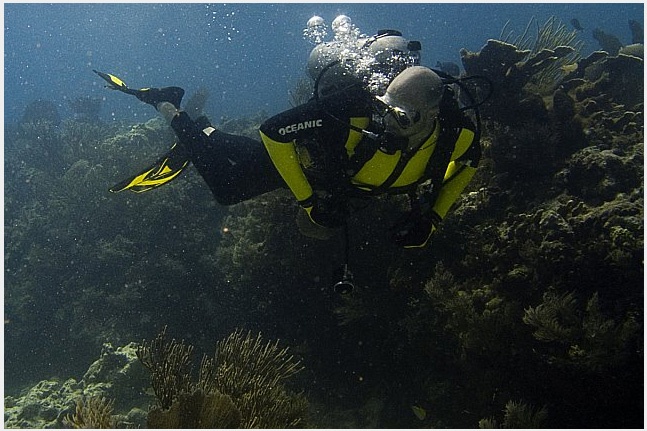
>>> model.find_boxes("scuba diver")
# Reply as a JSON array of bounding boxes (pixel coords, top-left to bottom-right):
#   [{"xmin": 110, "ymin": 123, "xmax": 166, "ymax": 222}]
[{"xmin": 95, "ymin": 18, "xmax": 482, "ymax": 251}]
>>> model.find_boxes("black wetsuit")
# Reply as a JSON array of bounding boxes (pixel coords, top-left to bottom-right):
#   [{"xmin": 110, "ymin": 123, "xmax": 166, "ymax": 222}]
[
  {"xmin": 170, "ymin": 112, "xmax": 284, "ymax": 205},
  {"xmin": 170, "ymin": 84, "xmax": 376, "ymax": 205}
]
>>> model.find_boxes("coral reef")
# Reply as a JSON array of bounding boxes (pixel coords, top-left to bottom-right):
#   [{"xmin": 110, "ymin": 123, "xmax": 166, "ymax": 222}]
[
  {"xmin": 592, "ymin": 19, "xmax": 644, "ymax": 57},
  {"xmin": 3, "ymin": 343, "xmax": 152, "ymax": 428},
  {"xmin": 593, "ymin": 28, "xmax": 624, "ymax": 55},
  {"xmin": 147, "ymin": 389, "xmax": 241, "ymax": 428},
  {"xmin": 4, "ymin": 114, "xmax": 226, "ymax": 386},
  {"xmin": 565, "ymin": 50, "xmax": 644, "ymax": 111},
  {"xmin": 202, "ymin": 329, "xmax": 307, "ymax": 428},
  {"xmin": 136, "ymin": 326, "xmax": 194, "ymax": 409},
  {"xmin": 523, "ymin": 291, "xmax": 640, "ymax": 371},
  {"xmin": 138, "ymin": 327, "xmax": 308, "ymax": 428},
  {"xmin": 400, "ymin": 31, "xmax": 643, "ymax": 428},
  {"xmin": 7, "ymin": 117, "xmax": 67, "ymax": 174},
  {"xmin": 500, "ymin": 16, "xmax": 583, "ymax": 91},
  {"xmin": 460, "ymin": 39, "xmax": 577, "ymax": 131},
  {"xmin": 4, "ymin": 329, "xmax": 308, "ymax": 429},
  {"xmin": 620, "ymin": 43, "xmax": 644, "ymax": 59},
  {"xmin": 479, "ymin": 400, "xmax": 548, "ymax": 429}
]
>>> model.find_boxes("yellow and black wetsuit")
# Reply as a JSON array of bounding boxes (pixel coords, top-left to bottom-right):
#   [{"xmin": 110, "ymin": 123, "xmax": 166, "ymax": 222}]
[
  {"xmin": 96, "ymin": 69, "xmax": 478, "ymax": 246},
  {"xmin": 258, "ymin": 85, "xmax": 481, "ymax": 241},
  {"xmin": 170, "ymin": 83, "xmax": 479, "ymax": 246}
]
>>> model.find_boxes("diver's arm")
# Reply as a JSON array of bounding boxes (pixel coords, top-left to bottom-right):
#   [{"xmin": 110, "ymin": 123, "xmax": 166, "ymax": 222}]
[
  {"xmin": 260, "ymin": 91, "xmax": 372, "ymax": 226},
  {"xmin": 260, "ymin": 102, "xmax": 336, "ymax": 225},
  {"xmin": 412, "ymin": 91, "xmax": 482, "ymax": 244},
  {"xmin": 428, "ymin": 128, "xmax": 480, "ymax": 219},
  {"xmin": 394, "ymin": 126, "xmax": 481, "ymax": 248},
  {"xmin": 259, "ymin": 130, "xmax": 314, "ymax": 205},
  {"xmin": 258, "ymin": 102, "xmax": 322, "ymax": 208}
]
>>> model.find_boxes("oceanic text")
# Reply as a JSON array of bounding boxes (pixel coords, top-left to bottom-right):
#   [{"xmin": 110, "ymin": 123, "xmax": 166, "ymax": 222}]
[{"xmin": 278, "ymin": 119, "xmax": 323, "ymax": 135}]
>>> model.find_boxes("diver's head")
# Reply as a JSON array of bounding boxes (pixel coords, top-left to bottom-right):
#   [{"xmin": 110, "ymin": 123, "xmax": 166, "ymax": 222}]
[{"xmin": 376, "ymin": 66, "xmax": 443, "ymax": 139}]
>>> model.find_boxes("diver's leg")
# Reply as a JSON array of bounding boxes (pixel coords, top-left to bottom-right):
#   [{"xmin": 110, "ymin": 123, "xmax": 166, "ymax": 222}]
[{"xmin": 170, "ymin": 111, "xmax": 285, "ymax": 205}]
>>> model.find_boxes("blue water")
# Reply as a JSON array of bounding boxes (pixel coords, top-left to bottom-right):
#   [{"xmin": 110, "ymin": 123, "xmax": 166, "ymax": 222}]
[{"xmin": 4, "ymin": 3, "xmax": 643, "ymax": 125}]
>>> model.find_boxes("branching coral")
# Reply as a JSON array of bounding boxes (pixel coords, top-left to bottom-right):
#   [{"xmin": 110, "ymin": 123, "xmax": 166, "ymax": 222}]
[
  {"xmin": 64, "ymin": 396, "xmax": 116, "ymax": 428},
  {"xmin": 422, "ymin": 262, "xmax": 522, "ymax": 360},
  {"xmin": 205, "ymin": 329, "xmax": 304, "ymax": 395},
  {"xmin": 332, "ymin": 293, "xmax": 376, "ymax": 326},
  {"xmin": 136, "ymin": 326, "xmax": 194, "ymax": 409},
  {"xmin": 198, "ymin": 329, "xmax": 307, "ymax": 428},
  {"xmin": 523, "ymin": 291, "xmax": 640, "ymax": 371},
  {"xmin": 479, "ymin": 400, "xmax": 548, "ymax": 429},
  {"xmin": 522, "ymin": 291, "xmax": 578, "ymax": 342},
  {"xmin": 138, "ymin": 327, "xmax": 308, "ymax": 428},
  {"xmin": 147, "ymin": 389, "xmax": 242, "ymax": 428},
  {"xmin": 461, "ymin": 16, "xmax": 584, "ymax": 128}
]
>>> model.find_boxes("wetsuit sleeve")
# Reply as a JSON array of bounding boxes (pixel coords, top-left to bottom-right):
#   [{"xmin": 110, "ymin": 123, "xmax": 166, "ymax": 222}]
[
  {"xmin": 403, "ymin": 122, "xmax": 481, "ymax": 249},
  {"xmin": 259, "ymin": 129, "xmax": 313, "ymax": 206},
  {"xmin": 259, "ymin": 101, "xmax": 330, "ymax": 207},
  {"xmin": 431, "ymin": 127, "xmax": 480, "ymax": 219},
  {"xmin": 260, "ymin": 86, "xmax": 373, "ymax": 213}
]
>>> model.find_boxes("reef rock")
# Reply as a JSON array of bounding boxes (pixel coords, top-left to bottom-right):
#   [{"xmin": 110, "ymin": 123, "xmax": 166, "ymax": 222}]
[
  {"xmin": 460, "ymin": 39, "xmax": 577, "ymax": 123},
  {"xmin": 4, "ymin": 379, "xmax": 80, "ymax": 429},
  {"xmin": 619, "ymin": 43, "xmax": 644, "ymax": 59},
  {"xmin": 564, "ymin": 50, "xmax": 644, "ymax": 110},
  {"xmin": 446, "ymin": 33, "xmax": 643, "ymax": 306},
  {"xmin": 3, "ymin": 343, "xmax": 153, "ymax": 428}
]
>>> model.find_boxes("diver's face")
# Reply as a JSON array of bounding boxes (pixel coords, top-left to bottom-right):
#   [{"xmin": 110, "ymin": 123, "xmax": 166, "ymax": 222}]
[
  {"xmin": 387, "ymin": 105, "xmax": 420, "ymax": 129},
  {"xmin": 376, "ymin": 98, "xmax": 416, "ymax": 132},
  {"xmin": 382, "ymin": 103, "xmax": 437, "ymax": 142}
]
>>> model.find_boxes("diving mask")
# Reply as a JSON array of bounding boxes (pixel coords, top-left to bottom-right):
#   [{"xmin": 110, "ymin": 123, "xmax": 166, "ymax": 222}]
[{"xmin": 374, "ymin": 98, "xmax": 421, "ymax": 130}]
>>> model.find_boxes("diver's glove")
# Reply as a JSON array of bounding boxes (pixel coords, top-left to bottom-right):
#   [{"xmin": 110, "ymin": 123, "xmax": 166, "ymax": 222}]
[
  {"xmin": 390, "ymin": 209, "xmax": 442, "ymax": 248},
  {"xmin": 136, "ymin": 87, "xmax": 185, "ymax": 110},
  {"xmin": 302, "ymin": 193, "xmax": 348, "ymax": 229}
]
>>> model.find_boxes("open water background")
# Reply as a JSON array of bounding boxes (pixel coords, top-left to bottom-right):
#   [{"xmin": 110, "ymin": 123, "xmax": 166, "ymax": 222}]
[{"xmin": 4, "ymin": 3, "xmax": 643, "ymax": 125}]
